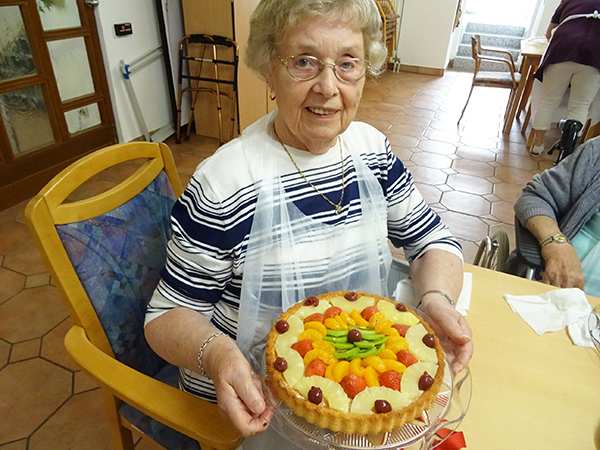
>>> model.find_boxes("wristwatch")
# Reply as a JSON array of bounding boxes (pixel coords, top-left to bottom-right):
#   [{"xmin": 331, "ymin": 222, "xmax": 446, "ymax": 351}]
[{"xmin": 540, "ymin": 233, "xmax": 570, "ymax": 248}]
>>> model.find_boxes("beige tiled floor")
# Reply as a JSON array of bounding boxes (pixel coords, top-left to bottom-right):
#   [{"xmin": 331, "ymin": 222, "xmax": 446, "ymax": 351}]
[{"xmin": 0, "ymin": 69, "xmax": 560, "ymax": 449}]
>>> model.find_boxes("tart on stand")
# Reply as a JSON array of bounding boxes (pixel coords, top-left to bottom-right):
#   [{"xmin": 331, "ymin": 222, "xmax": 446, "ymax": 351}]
[{"xmin": 265, "ymin": 291, "xmax": 447, "ymax": 438}]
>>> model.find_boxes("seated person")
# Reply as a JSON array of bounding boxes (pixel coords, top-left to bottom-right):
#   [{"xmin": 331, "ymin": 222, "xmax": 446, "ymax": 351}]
[
  {"xmin": 514, "ymin": 136, "xmax": 600, "ymax": 297},
  {"xmin": 143, "ymin": 0, "xmax": 473, "ymax": 446}
]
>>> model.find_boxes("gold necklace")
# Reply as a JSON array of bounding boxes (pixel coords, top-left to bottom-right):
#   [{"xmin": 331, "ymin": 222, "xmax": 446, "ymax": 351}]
[{"xmin": 273, "ymin": 127, "xmax": 345, "ymax": 214}]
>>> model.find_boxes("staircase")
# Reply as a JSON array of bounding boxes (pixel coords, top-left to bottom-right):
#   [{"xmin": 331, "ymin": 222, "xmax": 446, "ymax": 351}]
[{"xmin": 453, "ymin": 22, "xmax": 526, "ymax": 72}]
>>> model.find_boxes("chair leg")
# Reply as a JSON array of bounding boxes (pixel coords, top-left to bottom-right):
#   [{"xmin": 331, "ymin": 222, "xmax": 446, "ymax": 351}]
[
  {"xmin": 458, "ymin": 84, "xmax": 475, "ymax": 123},
  {"xmin": 102, "ymin": 391, "xmax": 135, "ymax": 450},
  {"xmin": 504, "ymin": 89, "xmax": 516, "ymax": 118}
]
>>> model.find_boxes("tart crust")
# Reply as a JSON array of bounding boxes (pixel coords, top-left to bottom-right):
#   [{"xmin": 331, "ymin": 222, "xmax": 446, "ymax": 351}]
[{"xmin": 266, "ymin": 291, "xmax": 446, "ymax": 435}]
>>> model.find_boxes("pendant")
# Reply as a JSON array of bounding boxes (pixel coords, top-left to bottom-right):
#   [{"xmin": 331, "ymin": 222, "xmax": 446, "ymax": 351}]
[{"xmin": 335, "ymin": 204, "xmax": 342, "ymax": 215}]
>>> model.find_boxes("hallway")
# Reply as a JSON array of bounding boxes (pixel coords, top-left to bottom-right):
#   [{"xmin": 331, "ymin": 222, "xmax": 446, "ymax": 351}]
[{"xmin": 0, "ymin": 68, "xmax": 558, "ymax": 449}]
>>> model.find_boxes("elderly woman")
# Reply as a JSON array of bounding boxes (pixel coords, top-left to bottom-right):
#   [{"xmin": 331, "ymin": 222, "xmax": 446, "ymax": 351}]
[
  {"xmin": 145, "ymin": 0, "xmax": 473, "ymax": 443},
  {"xmin": 514, "ymin": 136, "xmax": 600, "ymax": 295}
]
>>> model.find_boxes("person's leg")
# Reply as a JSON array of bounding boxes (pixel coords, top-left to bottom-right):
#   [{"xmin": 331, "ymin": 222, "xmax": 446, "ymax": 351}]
[
  {"xmin": 565, "ymin": 63, "xmax": 600, "ymax": 126},
  {"xmin": 530, "ymin": 62, "xmax": 574, "ymax": 153}
]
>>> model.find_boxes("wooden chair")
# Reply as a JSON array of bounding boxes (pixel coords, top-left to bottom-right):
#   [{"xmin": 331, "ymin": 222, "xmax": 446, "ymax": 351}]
[
  {"xmin": 458, "ymin": 34, "xmax": 521, "ymax": 123},
  {"xmin": 25, "ymin": 142, "xmax": 242, "ymax": 450}
]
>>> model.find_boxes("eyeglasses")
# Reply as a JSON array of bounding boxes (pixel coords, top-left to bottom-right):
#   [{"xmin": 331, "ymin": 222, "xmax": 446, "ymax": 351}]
[{"xmin": 278, "ymin": 55, "xmax": 370, "ymax": 83}]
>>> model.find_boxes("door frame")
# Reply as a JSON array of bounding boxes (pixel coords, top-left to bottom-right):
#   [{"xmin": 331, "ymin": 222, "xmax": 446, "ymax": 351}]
[{"xmin": 0, "ymin": 0, "xmax": 116, "ymax": 211}]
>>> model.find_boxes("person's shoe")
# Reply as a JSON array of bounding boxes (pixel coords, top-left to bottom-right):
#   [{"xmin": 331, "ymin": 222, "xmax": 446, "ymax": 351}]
[{"xmin": 529, "ymin": 144, "xmax": 544, "ymax": 156}]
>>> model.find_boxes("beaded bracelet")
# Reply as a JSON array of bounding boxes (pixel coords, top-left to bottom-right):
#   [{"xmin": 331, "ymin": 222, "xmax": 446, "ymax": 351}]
[
  {"xmin": 197, "ymin": 331, "xmax": 226, "ymax": 378},
  {"xmin": 420, "ymin": 289, "xmax": 456, "ymax": 307}
]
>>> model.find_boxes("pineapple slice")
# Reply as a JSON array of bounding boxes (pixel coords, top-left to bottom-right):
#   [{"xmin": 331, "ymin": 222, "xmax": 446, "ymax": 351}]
[
  {"xmin": 295, "ymin": 300, "xmax": 331, "ymax": 320},
  {"xmin": 400, "ymin": 361, "xmax": 439, "ymax": 399},
  {"xmin": 404, "ymin": 323, "xmax": 437, "ymax": 362},
  {"xmin": 294, "ymin": 376, "xmax": 351, "ymax": 413},
  {"xmin": 275, "ymin": 314, "xmax": 304, "ymax": 354},
  {"xmin": 376, "ymin": 300, "xmax": 420, "ymax": 326},
  {"xmin": 276, "ymin": 345, "xmax": 305, "ymax": 387},
  {"xmin": 329, "ymin": 295, "xmax": 375, "ymax": 312},
  {"xmin": 350, "ymin": 386, "xmax": 412, "ymax": 414}
]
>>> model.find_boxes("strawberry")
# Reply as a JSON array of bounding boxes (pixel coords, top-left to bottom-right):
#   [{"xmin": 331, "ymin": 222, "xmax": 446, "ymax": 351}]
[
  {"xmin": 392, "ymin": 323, "xmax": 409, "ymax": 337},
  {"xmin": 291, "ymin": 339, "xmax": 314, "ymax": 357},
  {"xmin": 340, "ymin": 374, "xmax": 367, "ymax": 399},
  {"xmin": 379, "ymin": 370, "xmax": 401, "ymax": 391},
  {"xmin": 303, "ymin": 313, "xmax": 325, "ymax": 324},
  {"xmin": 361, "ymin": 306, "xmax": 379, "ymax": 321},
  {"xmin": 304, "ymin": 358, "xmax": 327, "ymax": 377},
  {"xmin": 396, "ymin": 350, "xmax": 418, "ymax": 367},
  {"xmin": 324, "ymin": 306, "xmax": 343, "ymax": 319}
]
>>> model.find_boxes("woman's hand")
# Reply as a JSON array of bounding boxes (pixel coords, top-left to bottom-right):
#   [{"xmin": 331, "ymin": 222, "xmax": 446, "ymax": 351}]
[
  {"xmin": 204, "ymin": 338, "xmax": 273, "ymax": 438},
  {"xmin": 409, "ymin": 249, "xmax": 473, "ymax": 374},
  {"xmin": 144, "ymin": 307, "xmax": 272, "ymax": 438},
  {"xmin": 420, "ymin": 295, "xmax": 473, "ymax": 375},
  {"xmin": 523, "ymin": 216, "xmax": 585, "ymax": 290},
  {"xmin": 541, "ymin": 243, "xmax": 585, "ymax": 289}
]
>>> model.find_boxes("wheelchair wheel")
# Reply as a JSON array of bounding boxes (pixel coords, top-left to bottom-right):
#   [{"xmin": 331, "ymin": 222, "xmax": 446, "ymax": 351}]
[{"xmin": 473, "ymin": 231, "xmax": 510, "ymax": 272}]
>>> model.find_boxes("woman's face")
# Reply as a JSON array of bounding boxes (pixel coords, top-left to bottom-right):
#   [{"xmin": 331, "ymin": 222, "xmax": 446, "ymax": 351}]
[{"xmin": 268, "ymin": 16, "xmax": 366, "ymax": 155}]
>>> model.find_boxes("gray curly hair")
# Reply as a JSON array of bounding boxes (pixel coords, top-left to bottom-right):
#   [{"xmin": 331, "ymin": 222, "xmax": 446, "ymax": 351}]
[{"xmin": 245, "ymin": 0, "xmax": 387, "ymax": 80}]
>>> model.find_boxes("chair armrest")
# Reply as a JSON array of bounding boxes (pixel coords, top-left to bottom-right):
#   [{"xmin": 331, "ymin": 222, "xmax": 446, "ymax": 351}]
[
  {"xmin": 477, "ymin": 56, "xmax": 520, "ymax": 84},
  {"xmin": 479, "ymin": 45, "xmax": 516, "ymax": 63},
  {"xmin": 514, "ymin": 217, "xmax": 544, "ymax": 271},
  {"xmin": 478, "ymin": 55, "xmax": 517, "ymax": 72},
  {"xmin": 478, "ymin": 46, "xmax": 517, "ymax": 71},
  {"xmin": 64, "ymin": 325, "xmax": 243, "ymax": 450}
]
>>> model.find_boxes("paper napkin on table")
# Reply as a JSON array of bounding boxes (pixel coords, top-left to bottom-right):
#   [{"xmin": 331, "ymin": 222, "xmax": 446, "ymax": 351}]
[
  {"xmin": 392, "ymin": 272, "xmax": 472, "ymax": 316},
  {"xmin": 504, "ymin": 288, "xmax": 594, "ymax": 347}
]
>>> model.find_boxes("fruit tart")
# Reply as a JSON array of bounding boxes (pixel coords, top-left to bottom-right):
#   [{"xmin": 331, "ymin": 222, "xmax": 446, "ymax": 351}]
[{"xmin": 265, "ymin": 291, "xmax": 445, "ymax": 436}]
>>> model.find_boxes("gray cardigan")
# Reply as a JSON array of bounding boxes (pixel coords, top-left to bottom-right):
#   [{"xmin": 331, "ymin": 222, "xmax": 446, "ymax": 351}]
[{"xmin": 514, "ymin": 136, "xmax": 600, "ymax": 240}]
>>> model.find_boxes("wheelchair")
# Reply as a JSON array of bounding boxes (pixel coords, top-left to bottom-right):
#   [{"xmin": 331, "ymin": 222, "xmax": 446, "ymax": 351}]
[
  {"xmin": 473, "ymin": 218, "xmax": 543, "ymax": 280},
  {"xmin": 473, "ymin": 230, "xmax": 510, "ymax": 272},
  {"xmin": 547, "ymin": 119, "xmax": 584, "ymax": 165}
]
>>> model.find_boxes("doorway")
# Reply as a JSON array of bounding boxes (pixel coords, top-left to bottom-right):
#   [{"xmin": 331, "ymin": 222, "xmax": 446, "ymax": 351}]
[
  {"xmin": 462, "ymin": 0, "xmax": 538, "ymax": 28},
  {"xmin": 0, "ymin": 0, "xmax": 116, "ymax": 210}
]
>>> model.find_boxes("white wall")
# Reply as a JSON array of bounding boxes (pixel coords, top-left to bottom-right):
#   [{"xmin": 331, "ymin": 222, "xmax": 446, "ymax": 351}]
[
  {"xmin": 94, "ymin": 1, "xmax": 182, "ymax": 143},
  {"xmin": 398, "ymin": 0, "xmax": 461, "ymax": 70},
  {"xmin": 532, "ymin": 0, "xmax": 561, "ymax": 36},
  {"xmin": 94, "ymin": 0, "xmax": 556, "ymax": 142}
]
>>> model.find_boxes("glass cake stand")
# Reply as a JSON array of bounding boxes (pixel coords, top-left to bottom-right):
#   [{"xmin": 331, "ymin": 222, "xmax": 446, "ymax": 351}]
[
  {"xmin": 588, "ymin": 304, "xmax": 600, "ymax": 354},
  {"xmin": 261, "ymin": 355, "xmax": 472, "ymax": 450}
]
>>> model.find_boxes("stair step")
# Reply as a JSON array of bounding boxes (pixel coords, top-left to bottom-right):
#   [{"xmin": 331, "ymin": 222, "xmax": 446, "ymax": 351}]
[
  {"xmin": 465, "ymin": 22, "xmax": 526, "ymax": 38},
  {"xmin": 461, "ymin": 32, "xmax": 522, "ymax": 49}
]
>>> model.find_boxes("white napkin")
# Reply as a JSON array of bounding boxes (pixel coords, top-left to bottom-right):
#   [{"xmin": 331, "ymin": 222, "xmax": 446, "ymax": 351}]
[
  {"xmin": 504, "ymin": 288, "xmax": 594, "ymax": 347},
  {"xmin": 392, "ymin": 272, "xmax": 472, "ymax": 316}
]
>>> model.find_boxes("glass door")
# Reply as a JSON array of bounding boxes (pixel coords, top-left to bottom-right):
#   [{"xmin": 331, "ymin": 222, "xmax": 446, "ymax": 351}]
[{"xmin": 0, "ymin": 0, "xmax": 116, "ymax": 210}]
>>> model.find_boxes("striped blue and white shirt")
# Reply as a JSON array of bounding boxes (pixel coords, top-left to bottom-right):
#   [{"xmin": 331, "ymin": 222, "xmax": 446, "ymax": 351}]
[{"xmin": 146, "ymin": 117, "xmax": 462, "ymax": 401}]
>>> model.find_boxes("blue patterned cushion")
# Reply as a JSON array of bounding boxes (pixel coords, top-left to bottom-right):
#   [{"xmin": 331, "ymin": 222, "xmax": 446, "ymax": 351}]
[{"xmin": 57, "ymin": 171, "xmax": 176, "ymax": 376}]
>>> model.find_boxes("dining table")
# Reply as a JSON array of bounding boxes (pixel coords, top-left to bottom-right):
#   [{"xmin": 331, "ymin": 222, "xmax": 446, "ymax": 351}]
[
  {"xmin": 457, "ymin": 264, "xmax": 600, "ymax": 450},
  {"xmin": 502, "ymin": 38, "xmax": 549, "ymax": 134}
]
